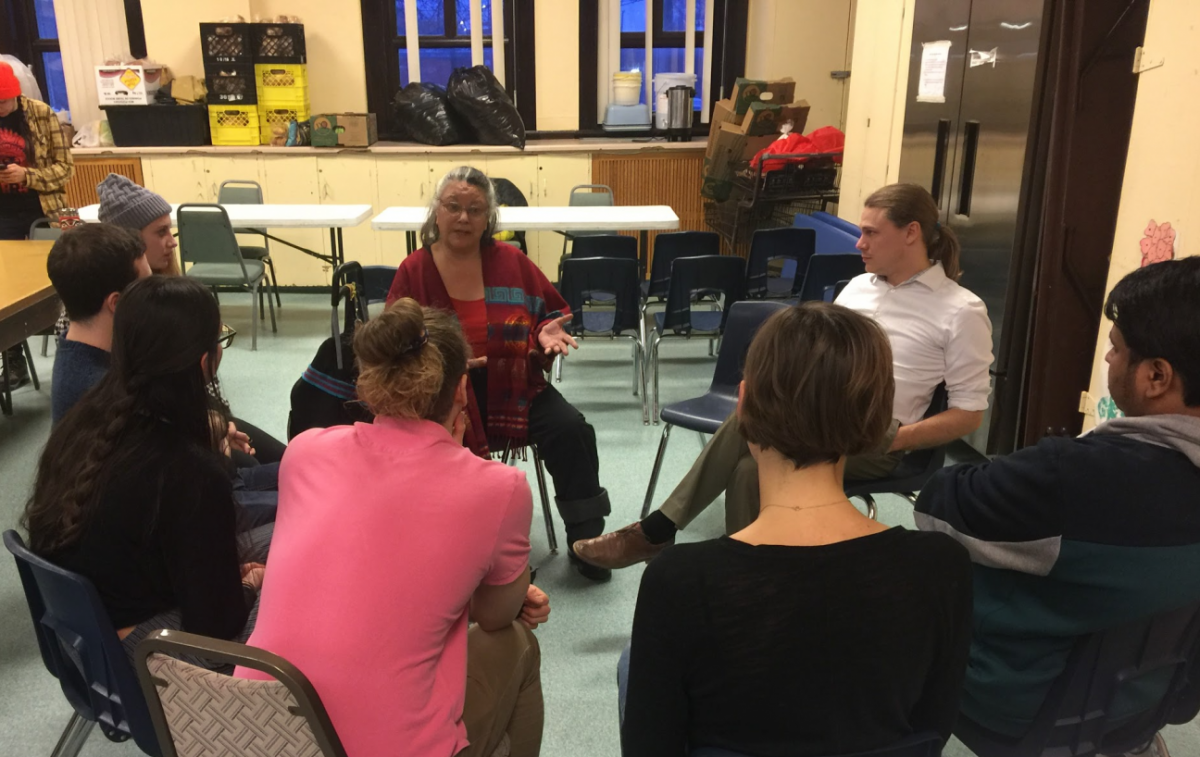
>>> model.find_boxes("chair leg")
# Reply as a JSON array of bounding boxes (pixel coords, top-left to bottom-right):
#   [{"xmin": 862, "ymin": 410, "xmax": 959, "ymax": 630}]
[
  {"xmin": 0, "ymin": 348, "xmax": 12, "ymax": 416},
  {"xmin": 265, "ymin": 256, "xmax": 281, "ymax": 308},
  {"xmin": 250, "ymin": 282, "xmax": 259, "ymax": 351},
  {"xmin": 266, "ymin": 277, "xmax": 277, "ymax": 333},
  {"xmin": 22, "ymin": 340, "xmax": 40, "ymax": 391},
  {"xmin": 554, "ymin": 353, "xmax": 563, "ymax": 383},
  {"xmin": 851, "ymin": 494, "xmax": 878, "ymax": 521},
  {"xmin": 641, "ymin": 424, "xmax": 673, "ymax": 519},
  {"xmin": 631, "ymin": 339, "xmax": 639, "ymax": 397},
  {"xmin": 50, "ymin": 712, "xmax": 95, "ymax": 757},
  {"xmin": 259, "ymin": 286, "xmax": 265, "ymax": 321},
  {"xmin": 531, "ymin": 446, "xmax": 559, "ymax": 554},
  {"xmin": 41, "ymin": 333, "xmax": 49, "ymax": 357},
  {"xmin": 651, "ymin": 334, "xmax": 662, "ymax": 425}
]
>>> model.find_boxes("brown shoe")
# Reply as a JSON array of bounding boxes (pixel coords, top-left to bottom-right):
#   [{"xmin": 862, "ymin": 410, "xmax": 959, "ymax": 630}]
[{"xmin": 572, "ymin": 522, "xmax": 673, "ymax": 570}]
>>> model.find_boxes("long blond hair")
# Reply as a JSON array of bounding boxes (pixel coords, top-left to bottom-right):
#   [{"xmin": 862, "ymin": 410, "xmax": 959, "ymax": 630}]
[{"xmin": 864, "ymin": 184, "xmax": 962, "ymax": 280}]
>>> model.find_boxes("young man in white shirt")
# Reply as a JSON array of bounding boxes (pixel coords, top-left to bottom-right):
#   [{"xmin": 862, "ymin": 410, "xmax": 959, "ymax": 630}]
[{"xmin": 575, "ymin": 183, "xmax": 995, "ymax": 570}]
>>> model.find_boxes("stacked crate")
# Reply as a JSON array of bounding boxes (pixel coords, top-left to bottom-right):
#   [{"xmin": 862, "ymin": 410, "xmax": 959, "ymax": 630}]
[
  {"xmin": 252, "ymin": 23, "xmax": 308, "ymax": 145},
  {"xmin": 201, "ymin": 22, "xmax": 259, "ymax": 145}
]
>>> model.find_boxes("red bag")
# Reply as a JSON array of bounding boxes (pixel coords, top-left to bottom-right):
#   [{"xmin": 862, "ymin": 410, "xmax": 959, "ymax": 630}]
[{"xmin": 751, "ymin": 126, "xmax": 845, "ymax": 173}]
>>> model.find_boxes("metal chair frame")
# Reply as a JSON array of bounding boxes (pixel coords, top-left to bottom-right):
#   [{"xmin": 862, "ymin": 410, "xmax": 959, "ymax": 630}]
[{"xmin": 217, "ymin": 179, "xmax": 282, "ymax": 314}]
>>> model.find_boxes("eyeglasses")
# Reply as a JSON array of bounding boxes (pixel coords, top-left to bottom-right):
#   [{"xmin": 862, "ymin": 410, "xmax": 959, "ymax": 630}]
[
  {"xmin": 218, "ymin": 326, "xmax": 237, "ymax": 350},
  {"xmin": 440, "ymin": 201, "xmax": 488, "ymax": 219}
]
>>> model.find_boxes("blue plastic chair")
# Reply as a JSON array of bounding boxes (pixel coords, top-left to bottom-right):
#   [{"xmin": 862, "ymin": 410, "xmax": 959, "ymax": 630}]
[
  {"xmin": 571, "ymin": 234, "xmax": 639, "ymax": 262},
  {"xmin": 813, "ymin": 210, "xmax": 863, "ymax": 238},
  {"xmin": 745, "ymin": 227, "xmax": 816, "ymax": 299},
  {"xmin": 4, "ymin": 530, "xmax": 161, "ymax": 757},
  {"xmin": 845, "ymin": 384, "xmax": 947, "ymax": 520},
  {"xmin": 643, "ymin": 231, "xmax": 722, "ymax": 304},
  {"xmin": 691, "ymin": 732, "xmax": 942, "ymax": 757},
  {"xmin": 793, "ymin": 253, "xmax": 867, "ymax": 301},
  {"xmin": 954, "ymin": 599, "xmax": 1200, "ymax": 757},
  {"xmin": 641, "ymin": 301, "xmax": 786, "ymax": 516},
  {"xmin": 793, "ymin": 213, "xmax": 861, "ymax": 254}
]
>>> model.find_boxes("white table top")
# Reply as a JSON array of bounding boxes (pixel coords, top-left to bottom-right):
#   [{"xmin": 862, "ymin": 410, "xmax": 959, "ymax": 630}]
[
  {"xmin": 372, "ymin": 205, "xmax": 681, "ymax": 232},
  {"xmin": 78, "ymin": 203, "xmax": 374, "ymax": 228}
]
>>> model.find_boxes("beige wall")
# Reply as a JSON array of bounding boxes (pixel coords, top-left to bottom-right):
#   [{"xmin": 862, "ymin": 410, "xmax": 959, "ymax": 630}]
[
  {"xmin": 838, "ymin": 0, "xmax": 914, "ymax": 223},
  {"xmin": 141, "ymin": 0, "xmax": 247, "ymax": 82},
  {"xmin": 533, "ymin": 0, "xmax": 579, "ymax": 131},
  {"xmin": 1081, "ymin": 0, "xmax": 1200, "ymax": 430},
  {"xmin": 744, "ymin": 0, "xmax": 855, "ymax": 133}
]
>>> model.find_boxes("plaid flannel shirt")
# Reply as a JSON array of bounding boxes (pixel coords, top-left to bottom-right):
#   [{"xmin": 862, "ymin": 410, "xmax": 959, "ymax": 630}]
[{"xmin": 19, "ymin": 96, "xmax": 74, "ymax": 216}]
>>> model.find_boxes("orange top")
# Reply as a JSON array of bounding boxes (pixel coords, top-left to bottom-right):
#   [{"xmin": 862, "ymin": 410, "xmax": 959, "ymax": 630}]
[{"xmin": 450, "ymin": 297, "xmax": 488, "ymax": 359}]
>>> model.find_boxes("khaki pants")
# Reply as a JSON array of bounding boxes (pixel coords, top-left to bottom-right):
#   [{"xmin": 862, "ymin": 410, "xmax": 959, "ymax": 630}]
[
  {"xmin": 660, "ymin": 414, "xmax": 903, "ymax": 534},
  {"xmin": 459, "ymin": 622, "xmax": 544, "ymax": 757}
]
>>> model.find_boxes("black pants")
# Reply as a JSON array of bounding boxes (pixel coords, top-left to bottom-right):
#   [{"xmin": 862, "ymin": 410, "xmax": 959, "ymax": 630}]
[
  {"xmin": 229, "ymin": 416, "xmax": 288, "ymax": 465},
  {"xmin": 470, "ymin": 369, "xmax": 611, "ymax": 528},
  {"xmin": 2, "ymin": 203, "xmax": 45, "ymax": 371}
]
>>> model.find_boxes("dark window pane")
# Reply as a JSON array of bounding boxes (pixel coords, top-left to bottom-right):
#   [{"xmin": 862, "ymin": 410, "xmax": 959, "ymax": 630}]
[
  {"xmin": 399, "ymin": 46, "xmax": 494, "ymax": 88},
  {"xmin": 621, "ymin": 0, "xmax": 646, "ymax": 33},
  {"xmin": 34, "ymin": 0, "xmax": 57, "ymax": 38},
  {"xmin": 396, "ymin": 0, "xmax": 448, "ymax": 36},
  {"xmin": 663, "ymin": 0, "xmax": 705, "ymax": 32},
  {"xmin": 42, "ymin": 52, "xmax": 68, "ymax": 112},
  {"xmin": 456, "ymin": 0, "xmax": 493, "ymax": 35},
  {"xmin": 618, "ymin": 47, "xmax": 703, "ymax": 108}
]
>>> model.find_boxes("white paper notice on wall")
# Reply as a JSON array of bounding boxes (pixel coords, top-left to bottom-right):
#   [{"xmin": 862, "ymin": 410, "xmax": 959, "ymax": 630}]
[{"xmin": 917, "ymin": 40, "xmax": 952, "ymax": 103}]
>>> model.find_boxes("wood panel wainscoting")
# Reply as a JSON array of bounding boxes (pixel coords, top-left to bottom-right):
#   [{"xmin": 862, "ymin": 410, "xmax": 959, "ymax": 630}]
[
  {"xmin": 65, "ymin": 157, "xmax": 144, "ymax": 210},
  {"xmin": 591, "ymin": 151, "xmax": 713, "ymax": 274}
]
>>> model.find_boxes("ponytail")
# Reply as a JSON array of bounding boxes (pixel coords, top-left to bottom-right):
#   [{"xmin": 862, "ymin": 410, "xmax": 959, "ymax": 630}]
[
  {"xmin": 863, "ymin": 183, "xmax": 963, "ymax": 281},
  {"xmin": 929, "ymin": 222, "xmax": 962, "ymax": 281}
]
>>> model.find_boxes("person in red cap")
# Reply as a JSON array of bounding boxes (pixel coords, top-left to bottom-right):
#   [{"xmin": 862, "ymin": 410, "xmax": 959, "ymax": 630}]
[{"xmin": 0, "ymin": 60, "xmax": 74, "ymax": 387}]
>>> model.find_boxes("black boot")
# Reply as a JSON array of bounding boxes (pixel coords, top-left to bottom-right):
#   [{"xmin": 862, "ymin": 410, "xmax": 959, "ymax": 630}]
[{"xmin": 3, "ymin": 347, "xmax": 30, "ymax": 389}]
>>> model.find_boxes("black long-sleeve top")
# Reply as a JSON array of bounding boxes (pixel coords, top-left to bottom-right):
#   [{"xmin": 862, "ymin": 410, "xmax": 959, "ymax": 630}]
[
  {"xmin": 51, "ymin": 421, "xmax": 251, "ymax": 638},
  {"xmin": 623, "ymin": 528, "xmax": 973, "ymax": 757}
]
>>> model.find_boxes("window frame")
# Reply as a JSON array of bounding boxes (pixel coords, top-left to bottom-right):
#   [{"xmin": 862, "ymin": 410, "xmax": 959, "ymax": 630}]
[
  {"xmin": 0, "ymin": 0, "xmax": 62, "ymax": 107},
  {"xmin": 361, "ymin": 0, "xmax": 535, "ymax": 140}
]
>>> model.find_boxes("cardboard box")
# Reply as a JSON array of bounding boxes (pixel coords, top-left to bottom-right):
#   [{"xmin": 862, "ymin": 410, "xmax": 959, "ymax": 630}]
[
  {"xmin": 710, "ymin": 98, "xmax": 739, "ymax": 130},
  {"xmin": 95, "ymin": 65, "xmax": 164, "ymax": 106},
  {"xmin": 702, "ymin": 124, "xmax": 777, "ymax": 199},
  {"xmin": 741, "ymin": 100, "xmax": 811, "ymax": 137},
  {"xmin": 310, "ymin": 113, "xmax": 378, "ymax": 147},
  {"xmin": 730, "ymin": 77, "xmax": 796, "ymax": 115}
]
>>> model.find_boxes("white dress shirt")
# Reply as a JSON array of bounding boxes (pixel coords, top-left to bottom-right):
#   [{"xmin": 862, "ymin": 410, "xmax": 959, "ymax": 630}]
[{"xmin": 835, "ymin": 264, "xmax": 993, "ymax": 426}]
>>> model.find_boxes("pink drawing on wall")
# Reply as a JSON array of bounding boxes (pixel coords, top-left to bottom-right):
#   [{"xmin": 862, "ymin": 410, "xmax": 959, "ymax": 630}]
[{"xmin": 1140, "ymin": 219, "xmax": 1177, "ymax": 267}]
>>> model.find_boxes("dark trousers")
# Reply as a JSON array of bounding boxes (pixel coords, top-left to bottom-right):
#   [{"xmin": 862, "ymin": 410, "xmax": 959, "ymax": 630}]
[
  {"xmin": 229, "ymin": 416, "xmax": 288, "ymax": 465},
  {"xmin": 470, "ymin": 369, "xmax": 611, "ymax": 529}
]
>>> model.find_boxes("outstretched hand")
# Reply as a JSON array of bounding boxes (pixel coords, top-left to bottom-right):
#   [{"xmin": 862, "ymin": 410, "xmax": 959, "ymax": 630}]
[{"xmin": 537, "ymin": 315, "xmax": 579, "ymax": 357}]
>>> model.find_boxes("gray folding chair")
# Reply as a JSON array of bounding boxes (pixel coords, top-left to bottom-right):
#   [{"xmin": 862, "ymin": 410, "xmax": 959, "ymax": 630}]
[
  {"xmin": 29, "ymin": 218, "xmax": 63, "ymax": 357},
  {"xmin": 561, "ymin": 183, "xmax": 615, "ymax": 258},
  {"xmin": 217, "ymin": 180, "xmax": 281, "ymax": 314},
  {"xmin": 135, "ymin": 630, "xmax": 347, "ymax": 757},
  {"xmin": 178, "ymin": 204, "xmax": 276, "ymax": 350}
]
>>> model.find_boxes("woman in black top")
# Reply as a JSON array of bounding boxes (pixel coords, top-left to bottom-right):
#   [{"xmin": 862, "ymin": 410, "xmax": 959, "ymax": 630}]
[
  {"xmin": 23, "ymin": 275, "xmax": 271, "ymax": 662},
  {"xmin": 622, "ymin": 302, "xmax": 973, "ymax": 757}
]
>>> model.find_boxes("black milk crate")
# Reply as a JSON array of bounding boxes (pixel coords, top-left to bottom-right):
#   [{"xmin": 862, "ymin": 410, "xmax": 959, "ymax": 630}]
[
  {"xmin": 761, "ymin": 158, "xmax": 839, "ymax": 195},
  {"xmin": 205, "ymin": 65, "xmax": 257, "ymax": 105},
  {"xmin": 253, "ymin": 23, "xmax": 307, "ymax": 63},
  {"xmin": 201, "ymin": 23, "xmax": 253, "ymax": 66}
]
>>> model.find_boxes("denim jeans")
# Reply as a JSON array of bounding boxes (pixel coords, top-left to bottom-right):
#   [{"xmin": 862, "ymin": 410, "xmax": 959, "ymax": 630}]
[{"xmin": 233, "ymin": 462, "xmax": 280, "ymax": 527}]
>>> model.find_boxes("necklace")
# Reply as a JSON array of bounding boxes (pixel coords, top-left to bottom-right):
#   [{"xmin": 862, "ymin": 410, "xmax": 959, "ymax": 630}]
[{"xmin": 760, "ymin": 498, "xmax": 853, "ymax": 514}]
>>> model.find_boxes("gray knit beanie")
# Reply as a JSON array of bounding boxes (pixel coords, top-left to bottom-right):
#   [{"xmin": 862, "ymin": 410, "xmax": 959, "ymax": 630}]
[{"xmin": 96, "ymin": 173, "xmax": 172, "ymax": 231}]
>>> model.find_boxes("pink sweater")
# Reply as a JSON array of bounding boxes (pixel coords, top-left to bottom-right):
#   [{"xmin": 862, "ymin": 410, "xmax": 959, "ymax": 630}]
[{"xmin": 237, "ymin": 417, "xmax": 532, "ymax": 757}]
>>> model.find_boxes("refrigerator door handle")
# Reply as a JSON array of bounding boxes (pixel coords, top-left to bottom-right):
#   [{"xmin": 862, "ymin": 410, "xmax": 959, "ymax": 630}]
[
  {"xmin": 932, "ymin": 119, "xmax": 952, "ymax": 204},
  {"xmin": 957, "ymin": 120, "xmax": 981, "ymax": 217}
]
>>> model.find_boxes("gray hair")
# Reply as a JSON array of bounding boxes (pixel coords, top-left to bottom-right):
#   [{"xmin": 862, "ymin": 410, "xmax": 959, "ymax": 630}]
[{"xmin": 420, "ymin": 165, "xmax": 500, "ymax": 249}]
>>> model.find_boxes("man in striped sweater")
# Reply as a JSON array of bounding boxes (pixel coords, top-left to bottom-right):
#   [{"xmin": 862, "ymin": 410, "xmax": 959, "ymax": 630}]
[{"xmin": 915, "ymin": 257, "xmax": 1200, "ymax": 757}]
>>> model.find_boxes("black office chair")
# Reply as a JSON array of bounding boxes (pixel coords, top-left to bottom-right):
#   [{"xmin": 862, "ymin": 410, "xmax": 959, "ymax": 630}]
[
  {"xmin": 793, "ymin": 253, "xmax": 867, "ymax": 302},
  {"xmin": 558, "ymin": 256, "xmax": 648, "ymax": 422},
  {"xmin": 648, "ymin": 254, "xmax": 746, "ymax": 423},
  {"xmin": 4, "ymin": 530, "xmax": 161, "ymax": 757},
  {"xmin": 642, "ymin": 301, "xmax": 785, "ymax": 517},
  {"xmin": 845, "ymin": 384, "xmax": 948, "ymax": 520},
  {"xmin": 691, "ymin": 731, "xmax": 943, "ymax": 757},
  {"xmin": 745, "ymin": 227, "xmax": 816, "ymax": 299},
  {"xmin": 954, "ymin": 599, "xmax": 1200, "ymax": 757}
]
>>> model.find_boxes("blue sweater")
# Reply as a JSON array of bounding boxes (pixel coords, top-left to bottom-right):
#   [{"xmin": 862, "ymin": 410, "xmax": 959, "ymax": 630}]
[
  {"xmin": 914, "ymin": 418, "xmax": 1200, "ymax": 737},
  {"xmin": 50, "ymin": 339, "xmax": 110, "ymax": 424}
]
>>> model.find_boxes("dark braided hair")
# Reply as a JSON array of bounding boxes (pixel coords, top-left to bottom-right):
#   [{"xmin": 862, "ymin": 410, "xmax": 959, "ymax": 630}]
[{"xmin": 23, "ymin": 275, "xmax": 224, "ymax": 556}]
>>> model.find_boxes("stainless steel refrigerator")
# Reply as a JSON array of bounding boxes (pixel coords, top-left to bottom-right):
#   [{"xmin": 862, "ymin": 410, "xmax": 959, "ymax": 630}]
[{"xmin": 897, "ymin": 0, "xmax": 1045, "ymax": 454}]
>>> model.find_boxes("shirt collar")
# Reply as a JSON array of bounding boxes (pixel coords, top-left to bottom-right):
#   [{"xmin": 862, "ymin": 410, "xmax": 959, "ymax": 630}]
[{"xmin": 871, "ymin": 263, "xmax": 950, "ymax": 291}]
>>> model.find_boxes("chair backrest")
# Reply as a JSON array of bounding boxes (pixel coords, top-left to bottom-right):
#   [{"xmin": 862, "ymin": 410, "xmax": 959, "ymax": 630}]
[
  {"xmin": 491, "ymin": 178, "xmax": 529, "ymax": 251},
  {"xmin": 648, "ymin": 231, "xmax": 722, "ymax": 299},
  {"xmin": 216, "ymin": 180, "xmax": 264, "ymax": 205},
  {"xmin": 796, "ymin": 253, "xmax": 866, "ymax": 300},
  {"xmin": 813, "ymin": 210, "xmax": 862, "ymax": 238},
  {"xmin": 706, "ymin": 300, "xmax": 788, "ymax": 395},
  {"xmin": 823, "ymin": 278, "xmax": 852, "ymax": 302},
  {"xmin": 793, "ymin": 213, "xmax": 861, "ymax": 254},
  {"xmin": 29, "ymin": 217, "xmax": 62, "ymax": 240},
  {"xmin": 177, "ymin": 204, "xmax": 253, "ymax": 275},
  {"xmin": 887, "ymin": 384, "xmax": 949, "ymax": 479},
  {"xmin": 570, "ymin": 234, "xmax": 639, "ymax": 261},
  {"xmin": 361, "ymin": 265, "xmax": 398, "ymax": 309},
  {"xmin": 568, "ymin": 184, "xmax": 615, "ymax": 207},
  {"xmin": 3, "ymin": 530, "xmax": 161, "ymax": 756},
  {"xmin": 746, "ymin": 227, "xmax": 816, "ymax": 298},
  {"xmin": 135, "ymin": 630, "xmax": 347, "ymax": 757},
  {"xmin": 662, "ymin": 255, "xmax": 746, "ymax": 334},
  {"xmin": 691, "ymin": 730, "xmax": 942, "ymax": 757},
  {"xmin": 331, "ymin": 262, "xmax": 368, "ymax": 369},
  {"xmin": 559, "ymin": 257, "xmax": 642, "ymax": 336}
]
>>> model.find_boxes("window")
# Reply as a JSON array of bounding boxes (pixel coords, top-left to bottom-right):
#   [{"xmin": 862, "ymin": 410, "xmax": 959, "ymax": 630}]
[
  {"xmin": 0, "ymin": 0, "xmax": 68, "ymax": 111},
  {"xmin": 362, "ymin": 0, "xmax": 536, "ymax": 139}
]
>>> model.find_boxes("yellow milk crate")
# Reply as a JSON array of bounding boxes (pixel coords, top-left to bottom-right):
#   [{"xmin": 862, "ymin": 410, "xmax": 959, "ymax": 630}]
[
  {"xmin": 256, "ymin": 86, "xmax": 311, "ymax": 112},
  {"xmin": 257, "ymin": 105, "xmax": 311, "ymax": 144},
  {"xmin": 208, "ymin": 105, "xmax": 261, "ymax": 146},
  {"xmin": 254, "ymin": 63, "xmax": 307, "ymax": 90}
]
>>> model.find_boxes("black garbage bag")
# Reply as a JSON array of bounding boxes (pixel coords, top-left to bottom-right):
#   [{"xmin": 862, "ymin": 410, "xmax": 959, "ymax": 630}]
[
  {"xmin": 392, "ymin": 82, "xmax": 465, "ymax": 146},
  {"xmin": 447, "ymin": 65, "xmax": 526, "ymax": 149}
]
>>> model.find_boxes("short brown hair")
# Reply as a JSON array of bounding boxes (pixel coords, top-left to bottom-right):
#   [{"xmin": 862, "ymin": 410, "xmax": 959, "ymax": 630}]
[
  {"xmin": 353, "ymin": 298, "xmax": 469, "ymax": 422},
  {"xmin": 739, "ymin": 302, "xmax": 895, "ymax": 468}
]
